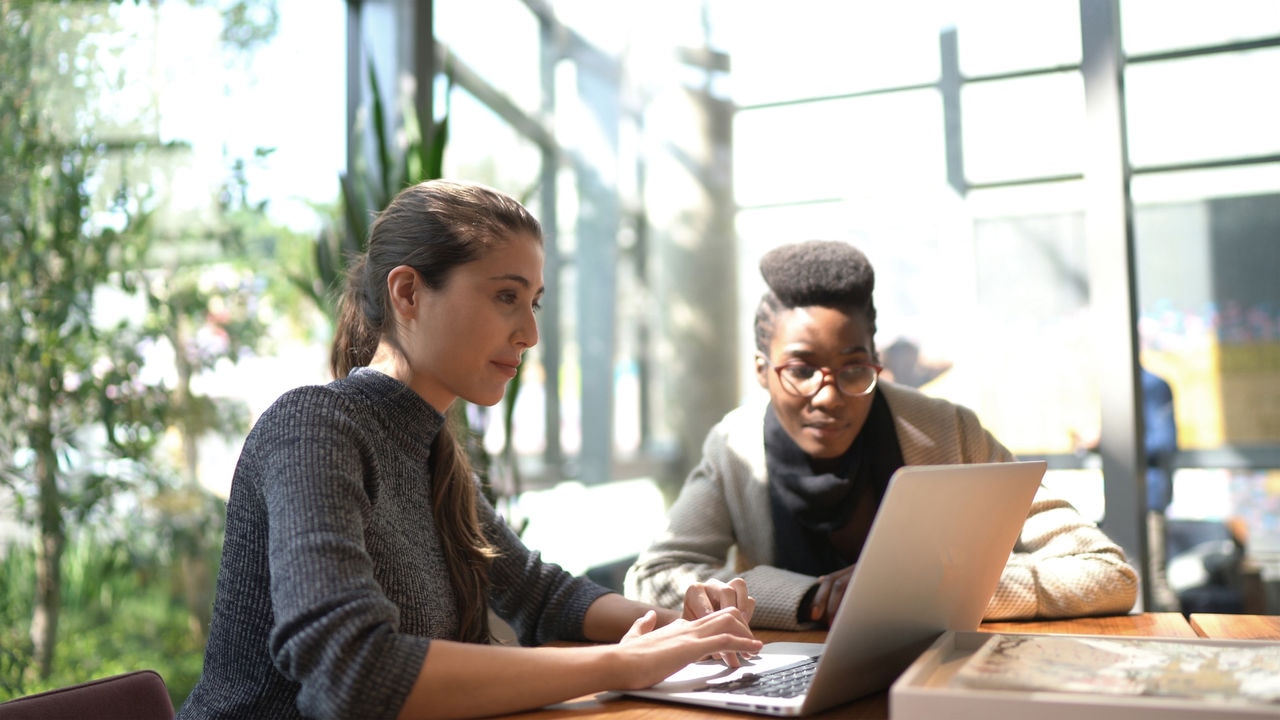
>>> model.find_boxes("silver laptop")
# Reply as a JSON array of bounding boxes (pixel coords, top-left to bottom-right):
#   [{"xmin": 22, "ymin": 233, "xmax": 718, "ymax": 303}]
[{"xmin": 624, "ymin": 460, "xmax": 1047, "ymax": 716}]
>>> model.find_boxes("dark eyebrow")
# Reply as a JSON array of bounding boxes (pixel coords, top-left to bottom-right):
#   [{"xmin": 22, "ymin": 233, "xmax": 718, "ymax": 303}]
[
  {"xmin": 490, "ymin": 273, "xmax": 545, "ymax": 297},
  {"xmin": 779, "ymin": 345, "xmax": 872, "ymax": 358}
]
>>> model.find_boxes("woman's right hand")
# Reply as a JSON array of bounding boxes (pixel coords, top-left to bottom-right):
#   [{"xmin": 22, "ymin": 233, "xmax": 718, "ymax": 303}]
[
  {"xmin": 613, "ymin": 608, "xmax": 762, "ymax": 690},
  {"xmin": 682, "ymin": 577, "xmax": 755, "ymax": 624}
]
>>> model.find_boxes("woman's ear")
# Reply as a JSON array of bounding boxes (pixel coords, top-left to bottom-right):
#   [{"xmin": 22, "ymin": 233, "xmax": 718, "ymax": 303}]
[
  {"xmin": 386, "ymin": 265, "xmax": 420, "ymax": 319},
  {"xmin": 754, "ymin": 353, "xmax": 770, "ymax": 389}
]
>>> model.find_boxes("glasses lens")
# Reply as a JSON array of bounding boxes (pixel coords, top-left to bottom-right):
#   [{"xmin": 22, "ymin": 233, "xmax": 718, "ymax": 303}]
[
  {"xmin": 779, "ymin": 364, "xmax": 821, "ymax": 396},
  {"xmin": 836, "ymin": 364, "xmax": 877, "ymax": 395}
]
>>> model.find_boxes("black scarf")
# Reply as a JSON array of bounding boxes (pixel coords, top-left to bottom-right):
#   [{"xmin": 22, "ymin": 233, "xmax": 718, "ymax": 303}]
[{"xmin": 765, "ymin": 390, "xmax": 904, "ymax": 576}]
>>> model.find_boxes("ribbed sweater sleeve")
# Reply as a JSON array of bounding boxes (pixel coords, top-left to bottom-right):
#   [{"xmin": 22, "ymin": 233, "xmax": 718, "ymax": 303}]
[
  {"xmin": 483, "ymin": 498, "xmax": 614, "ymax": 645},
  {"xmin": 257, "ymin": 383, "xmax": 433, "ymax": 720}
]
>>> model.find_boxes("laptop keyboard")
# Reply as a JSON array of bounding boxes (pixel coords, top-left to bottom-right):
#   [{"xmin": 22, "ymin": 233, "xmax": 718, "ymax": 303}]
[{"xmin": 696, "ymin": 656, "xmax": 819, "ymax": 698}]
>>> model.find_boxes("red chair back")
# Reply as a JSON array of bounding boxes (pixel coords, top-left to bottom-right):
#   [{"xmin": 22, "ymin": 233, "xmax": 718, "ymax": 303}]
[{"xmin": 0, "ymin": 669, "xmax": 174, "ymax": 720}]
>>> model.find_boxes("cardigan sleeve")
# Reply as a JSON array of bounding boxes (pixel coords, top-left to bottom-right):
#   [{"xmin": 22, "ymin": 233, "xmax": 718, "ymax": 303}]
[
  {"xmin": 622, "ymin": 461, "xmax": 819, "ymax": 630},
  {"xmin": 949, "ymin": 397, "xmax": 1139, "ymax": 619},
  {"xmin": 886, "ymin": 383, "xmax": 1139, "ymax": 620},
  {"xmin": 986, "ymin": 489, "xmax": 1140, "ymax": 619},
  {"xmin": 623, "ymin": 453, "xmax": 745, "ymax": 608},
  {"xmin": 624, "ymin": 405, "xmax": 820, "ymax": 631}
]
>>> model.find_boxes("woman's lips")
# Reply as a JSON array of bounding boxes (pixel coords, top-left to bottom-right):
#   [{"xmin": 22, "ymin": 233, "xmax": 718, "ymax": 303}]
[
  {"xmin": 491, "ymin": 361, "xmax": 519, "ymax": 378},
  {"xmin": 803, "ymin": 422, "xmax": 846, "ymax": 439}
]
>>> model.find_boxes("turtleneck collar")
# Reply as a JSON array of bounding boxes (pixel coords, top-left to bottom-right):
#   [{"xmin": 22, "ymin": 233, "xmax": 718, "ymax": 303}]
[{"xmin": 343, "ymin": 366, "xmax": 447, "ymax": 452}]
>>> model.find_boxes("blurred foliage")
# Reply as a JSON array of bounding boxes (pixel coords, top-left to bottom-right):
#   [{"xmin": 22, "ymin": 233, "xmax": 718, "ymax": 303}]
[
  {"xmin": 0, "ymin": 0, "xmax": 285, "ymax": 698},
  {"xmin": 0, "ymin": 0, "xmax": 157, "ymax": 679},
  {"xmin": 0, "ymin": 0, "xmax": 531, "ymax": 708},
  {"xmin": 0, "ymin": 517, "xmax": 223, "ymax": 706}
]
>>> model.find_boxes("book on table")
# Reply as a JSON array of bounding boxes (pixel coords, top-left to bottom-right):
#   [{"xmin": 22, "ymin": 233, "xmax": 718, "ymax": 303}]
[
  {"xmin": 891, "ymin": 631, "xmax": 1280, "ymax": 720},
  {"xmin": 952, "ymin": 633, "xmax": 1280, "ymax": 706}
]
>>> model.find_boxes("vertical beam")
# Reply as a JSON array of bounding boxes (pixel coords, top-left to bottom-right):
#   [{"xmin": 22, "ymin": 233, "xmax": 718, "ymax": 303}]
[
  {"xmin": 345, "ymin": 0, "xmax": 362, "ymax": 179},
  {"xmin": 538, "ymin": 17, "xmax": 563, "ymax": 477},
  {"xmin": 649, "ymin": 41, "xmax": 738, "ymax": 497},
  {"xmin": 348, "ymin": 0, "xmax": 429, "ymax": 188},
  {"xmin": 412, "ymin": 0, "xmax": 434, "ymax": 152},
  {"xmin": 573, "ymin": 52, "xmax": 620, "ymax": 486},
  {"xmin": 939, "ymin": 26, "xmax": 967, "ymax": 196},
  {"xmin": 1079, "ymin": 0, "xmax": 1150, "ymax": 608}
]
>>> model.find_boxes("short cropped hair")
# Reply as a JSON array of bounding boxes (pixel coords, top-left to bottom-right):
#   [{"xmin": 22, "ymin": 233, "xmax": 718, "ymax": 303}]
[{"xmin": 753, "ymin": 240, "xmax": 877, "ymax": 354}]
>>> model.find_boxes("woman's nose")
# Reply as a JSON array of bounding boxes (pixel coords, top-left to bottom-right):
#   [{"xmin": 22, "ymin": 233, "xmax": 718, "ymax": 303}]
[
  {"xmin": 809, "ymin": 376, "xmax": 844, "ymax": 408},
  {"xmin": 516, "ymin": 309, "xmax": 539, "ymax": 349}
]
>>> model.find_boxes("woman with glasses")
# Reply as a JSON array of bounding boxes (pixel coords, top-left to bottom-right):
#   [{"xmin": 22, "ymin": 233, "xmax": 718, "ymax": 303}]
[{"xmin": 625, "ymin": 240, "xmax": 1138, "ymax": 630}]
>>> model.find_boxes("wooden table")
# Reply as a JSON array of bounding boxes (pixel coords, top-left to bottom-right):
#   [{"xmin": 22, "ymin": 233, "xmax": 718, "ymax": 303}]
[
  {"xmin": 1189, "ymin": 613, "xmax": 1280, "ymax": 640},
  {"xmin": 500, "ymin": 614, "xmax": 1196, "ymax": 720},
  {"xmin": 978, "ymin": 611, "xmax": 1198, "ymax": 638}
]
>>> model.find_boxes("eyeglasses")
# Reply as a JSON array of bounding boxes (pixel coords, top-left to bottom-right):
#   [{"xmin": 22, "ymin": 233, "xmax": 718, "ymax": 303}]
[{"xmin": 770, "ymin": 360, "xmax": 883, "ymax": 398}]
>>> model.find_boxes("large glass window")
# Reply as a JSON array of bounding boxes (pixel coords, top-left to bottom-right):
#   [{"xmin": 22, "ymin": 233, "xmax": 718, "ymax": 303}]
[
  {"xmin": 1126, "ymin": 49, "xmax": 1280, "ymax": 168},
  {"xmin": 961, "ymin": 72, "xmax": 1085, "ymax": 183},
  {"xmin": 1122, "ymin": 0, "xmax": 1280, "ymax": 55},
  {"xmin": 954, "ymin": 0, "xmax": 1082, "ymax": 74},
  {"xmin": 1135, "ymin": 192, "xmax": 1280, "ymax": 449},
  {"xmin": 719, "ymin": 1, "xmax": 942, "ymax": 106},
  {"xmin": 734, "ymin": 90, "xmax": 946, "ymax": 207},
  {"xmin": 354, "ymin": 0, "xmax": 1280, "ymax": 598},
  {"xmin": 728, "ymin": 2, "xmax": 1280, "ymax": 569},
  {"xmin": 435, "ymin": 0, "xmax": 542, "ymax": 119}
]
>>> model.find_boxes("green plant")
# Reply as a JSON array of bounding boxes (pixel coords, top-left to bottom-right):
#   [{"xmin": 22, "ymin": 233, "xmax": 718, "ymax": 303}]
[
  {"xmin": 0, "ymin": 0, "xmax": 281, "ymax": 685},
  {"xmin": 0, "ymin": 523, "xmax": 220, "ymax": 706},
  {"xmin": 0, "ymin": 548, "xmax": 36, "ymax": 698},
  {"xmin": 294, "ymin": 59, "xmax": 451, "ymax": 317}
]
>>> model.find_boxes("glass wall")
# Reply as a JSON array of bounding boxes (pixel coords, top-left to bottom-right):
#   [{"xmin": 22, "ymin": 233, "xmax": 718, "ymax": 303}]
[
  {"xmin": 413, "ymin": 0, "xmax": 1280, "ymax": 581},
  {"xmin": 24, "ymin": 0, "xmax": 1261, "ymax": 598},
  {"xmin": 722, "ymin": 1, "xmax": 1280, "ymax": 579}
]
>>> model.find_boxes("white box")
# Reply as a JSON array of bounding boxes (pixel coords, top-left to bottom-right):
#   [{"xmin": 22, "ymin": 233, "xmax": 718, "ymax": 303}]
[{"xmin": 890, "ymin": 631, "xmax": 1280, "ymax": 719}]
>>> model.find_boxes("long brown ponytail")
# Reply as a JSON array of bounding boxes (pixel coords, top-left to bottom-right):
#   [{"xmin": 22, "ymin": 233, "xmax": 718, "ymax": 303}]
[{"xmin": 329, "ymin": 179, "xmax": 543, "ymax": 643}]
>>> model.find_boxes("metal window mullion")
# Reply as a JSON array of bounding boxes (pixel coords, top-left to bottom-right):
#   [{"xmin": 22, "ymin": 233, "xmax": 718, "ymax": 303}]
[{"xmin": 1080, "ymin": 0, "xmax": 1150, "ymax": 609}]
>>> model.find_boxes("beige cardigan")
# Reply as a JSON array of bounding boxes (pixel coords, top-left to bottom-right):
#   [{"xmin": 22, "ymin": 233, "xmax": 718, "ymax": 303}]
[{"xmin": 624, "ymin": 382, "xmax": 1139, "ymax": 630}]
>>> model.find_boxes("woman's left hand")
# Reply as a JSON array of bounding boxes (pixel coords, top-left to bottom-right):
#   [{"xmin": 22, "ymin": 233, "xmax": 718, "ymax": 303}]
[{"xmin": 809, "ymin": 565, "xmax": 856, "ymax": 626}]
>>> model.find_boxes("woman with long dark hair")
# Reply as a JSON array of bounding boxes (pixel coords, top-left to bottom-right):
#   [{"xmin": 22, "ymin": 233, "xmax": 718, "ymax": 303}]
[{"xmin": 177, "ymin": 180, "xmax": 759, "ymax": 720}]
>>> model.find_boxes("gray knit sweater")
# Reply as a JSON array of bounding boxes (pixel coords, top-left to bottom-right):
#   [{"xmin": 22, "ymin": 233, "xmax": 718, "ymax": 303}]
[
  {"xmin": 625, "ymin": 382, "xmax": 1139, "ymax": 630},
  {"xmin": 177, "ymin": 368, "xmax": 611, "ymax": 720}
]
